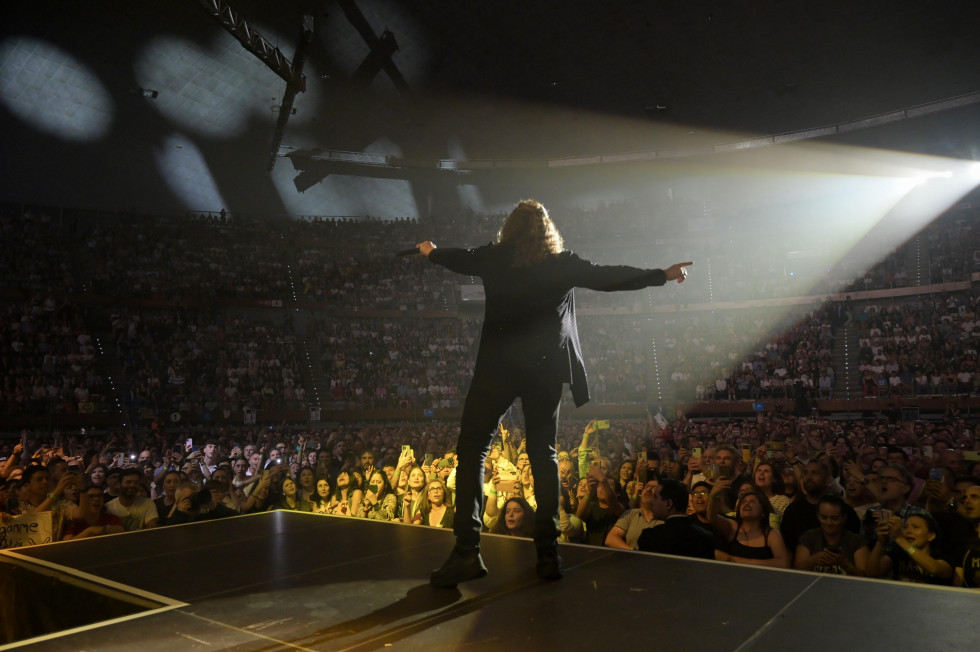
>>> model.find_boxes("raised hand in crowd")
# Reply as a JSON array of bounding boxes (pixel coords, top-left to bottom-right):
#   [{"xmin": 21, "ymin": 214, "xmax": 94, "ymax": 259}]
[
  {"xmin": 707, "ymin": 477, "xmax": 733, "ymax": 520},
  {"xmin": 686, "ymin": 453, "xmax": 701, "ymax": 476},
  {"xmin": 922, "ymin": 477, "xmax": 953, "ymax": 511},
  {"xmin": 581, "ymin": 420, "xmax": 597, "ymax": 448},
  {"xmin": 396, "ymin": 447, "xmax": 415, "ymax": 472}
]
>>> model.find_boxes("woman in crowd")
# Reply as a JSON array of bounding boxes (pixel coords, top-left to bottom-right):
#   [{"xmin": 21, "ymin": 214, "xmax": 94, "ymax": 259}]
[
  {"xmin": 481, "ymin": 468, "xmax": 512, "ymax": 531},
  {"xmin": 360, "ymin": 469, "xmax": 396, "ymax": 521},
  {"xmin": 400, "ymin": 467, "xmax": 427, "ymax": 523},
  {"xmin": 311, "ymin": 476, "xmax": 332, "ymax": 514},
  {"xmin": 794, "ymin": 494, "xmax": 868, "ymax": 576},
  {"xmin": 268, "ymin": 477, "xmax": 312, "ymax": 512},
  {"xmin": 577, "ymin": 467, "xmax": 624, "ymax": 546},
  {"xmin": 231, "ymin": 456, "xmax": 261, "ymax": 505},
  {"xmin": 867, "ymin": 511, "xmax": 953, "ymax": 584},
  {"xmin": 752, "ymin": 461, "xmax": 790, "ymax": 526},
  {"xmin": 614, "ymin": 459, "xmax": 635, "ymax": 509},
  {"xmin": 88, "ymin": 464, "xmax": 108, "ymax": 490},
  {"xmin": 715, "ymin": 490, "xmax": 791, "ymax": 568},
  {"xmin": 391, "ymin": 448, "xmax": 416, "ymax": 501},
  {"xmin": 490, "ymin": 496, "xmax": 536, "ymax": 537},
  {"xmin": 61, "ymin": 483, "xmax": 125, "ymax": 540},
  {"xmin": 780, "ymin": 466, "xmax": 800, "ymax": 501},
  {"xmin": 62, "ymin": 475, "xmax": 81, "ymax": 504},
  {"xmin": 351, "ymin": 469, "xmax": 366, "ymax": 495},
  {"xmin": 328, "ymin": 470, "xmax": 363, "ymax": 516},
  {"xmin": 297, "ymin": 466, "xmax": 316, "ymax": 502},
  {"xmin": 414, "ymin": 478, "xmax": 454, "ymax": 528},
  {"xmin": 153, "ymin": 470, "xmax": 182, "ymax": 525}
]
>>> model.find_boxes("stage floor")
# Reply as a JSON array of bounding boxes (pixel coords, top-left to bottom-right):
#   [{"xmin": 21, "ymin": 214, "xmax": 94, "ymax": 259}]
[{"xmin": 2, "ymin": 511, "xmax": 978, "ymax": 651}]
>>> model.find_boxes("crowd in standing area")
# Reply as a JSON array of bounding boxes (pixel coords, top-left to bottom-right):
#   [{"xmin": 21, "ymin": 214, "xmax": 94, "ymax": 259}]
[{"xmin": 2, "ymin": 410, "xmax": 978, "ymax": 589}]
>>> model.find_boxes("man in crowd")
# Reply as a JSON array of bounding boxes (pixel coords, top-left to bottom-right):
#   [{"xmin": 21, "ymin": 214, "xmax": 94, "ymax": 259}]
[
  {"xmin": 105, "ymin": 468, "xmax": 159, "ymax": 531},
  {"xmin": 637, "ymin": 478, "xmax": 715, "ymax": 559},
  {"xmin": 15, "ymin": 464, "xmax": 79, "ymax": 541},
  {"xmin": 199, "ymin": 439, "xmax": 220, "ymax": 478},
  {"xmin": 780, "ymin": 459, "xmax": 861, "ymax": 552},
  {"xmin": 605, "ymin": 478, "xmax": 664, "ymax": 550},
  {"xmin": 359, "ymin": 450, "xmax": 377, "ymax": 481},
  {"xmin": 316, "ymin": 448, "xmax": 340, "ymax": 484},
  {"xmin": 687, "ymin": 480, "xmax": 718, "ymax": 535},
  {"xmin": 104, "ymin": 468, "xmax": 122, "ymax": 502},
  {"xmin": 860, "ymin": 463, "xmax": 928, "ymax": 549}
]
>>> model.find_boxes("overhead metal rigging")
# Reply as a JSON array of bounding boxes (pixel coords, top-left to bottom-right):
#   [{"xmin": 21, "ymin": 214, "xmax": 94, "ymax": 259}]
[{"xmin": 191, "ymin": 0, "xmax": 307, "ymax": 92}]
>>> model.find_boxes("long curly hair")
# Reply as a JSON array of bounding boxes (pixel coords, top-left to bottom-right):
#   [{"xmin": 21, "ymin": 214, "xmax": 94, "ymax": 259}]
[
  {"xmin": 497, "ymin": 199, "xmax": 564, "ymax": 267},
  {"xmin": 490, "ymin": 496, "xmax": 536, "ymax": 537}
]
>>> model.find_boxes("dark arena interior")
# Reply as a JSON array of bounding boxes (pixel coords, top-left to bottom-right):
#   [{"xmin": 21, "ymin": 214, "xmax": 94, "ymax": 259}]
[{"xmin": 2, "ymin": 1, "xmax": 980, "ymax": 650}]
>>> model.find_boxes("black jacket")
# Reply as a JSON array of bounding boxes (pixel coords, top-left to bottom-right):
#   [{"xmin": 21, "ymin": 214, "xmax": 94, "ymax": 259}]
[
  {"xmin": 637, "ymin": 515, "xmax": 716, "ymax": 559},
  {"xmin": 429, "ymin": 243, "xmax": 668, "ymax": 406}
]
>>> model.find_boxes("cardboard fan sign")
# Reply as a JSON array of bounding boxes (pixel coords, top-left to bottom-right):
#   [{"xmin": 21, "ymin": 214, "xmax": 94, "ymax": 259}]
[{"xmin": 0, "ymin": 511, "xmax": 52, "ymax": 549}]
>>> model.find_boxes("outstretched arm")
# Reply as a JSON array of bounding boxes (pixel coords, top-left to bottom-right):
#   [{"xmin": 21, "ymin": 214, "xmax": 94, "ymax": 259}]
[
  {"xmin": 664, "ymin": 262, "xmax": 693, "ymax": 282},
  {"xmin": 566, "ymin": 254, "xmax": 693, "ymax": 292},
  {"xmin": 418, "ymin": 241, "xmax": 486, "ymax": 277}
]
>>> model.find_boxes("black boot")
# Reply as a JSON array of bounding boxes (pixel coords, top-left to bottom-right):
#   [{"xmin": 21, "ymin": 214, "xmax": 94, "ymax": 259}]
[
  {"xmin": 535, "ymin": 540, "xmax": 563, "ymax": 581},
  {"xmin": 430, "ymin": 545, "xmax": 488, "ymax": 588}
]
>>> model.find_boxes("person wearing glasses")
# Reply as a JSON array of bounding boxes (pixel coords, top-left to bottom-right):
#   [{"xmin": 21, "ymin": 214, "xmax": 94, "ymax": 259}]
[
  {"xmin": 859, "ymin": 463, "xmax": 929, "ymax": 550},
  {"xmin": 637, "ymin": 478, "xmax": 715, "ymax": 559},
  {"xmin": 687, "ymin": 481, "xmax": 714, "ymax": 525},
  {"xmin": 413, "ymin": 479, "xmax": 454, "ymax": 528}
]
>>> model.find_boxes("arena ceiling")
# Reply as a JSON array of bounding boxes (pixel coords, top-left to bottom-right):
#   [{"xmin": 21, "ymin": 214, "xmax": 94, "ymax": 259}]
[{"xmin": 2, "ymin": 0, "xmax": 979, "ymax": 218}]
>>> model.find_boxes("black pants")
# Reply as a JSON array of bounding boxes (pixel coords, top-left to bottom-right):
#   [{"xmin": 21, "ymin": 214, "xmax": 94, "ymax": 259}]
[{"xmin": 452, "ymin": 370, "xmax": 563, "ymax": 548}]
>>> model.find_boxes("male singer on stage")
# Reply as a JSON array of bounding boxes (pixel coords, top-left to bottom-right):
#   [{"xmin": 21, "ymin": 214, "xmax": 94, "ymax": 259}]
[{"xmin": 417, "ymin": 199, "xmax": 692, "ymax": 587}]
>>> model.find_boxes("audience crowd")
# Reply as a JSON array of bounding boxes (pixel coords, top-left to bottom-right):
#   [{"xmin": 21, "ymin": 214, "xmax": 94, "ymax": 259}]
[
  {"xmin": 4, "ymin": 201, "xmax": 980, "ymax": 421},
  {"xmin": 2, "ymin": 412, "xmax": 978, "ymax": 589},
  {"xmin": 853, "ymin": 293, "xmax": 980, "ymax": 398},
  {"xmin": 2, "ymin": 200, "xmax": 980, "ymax": 590}
]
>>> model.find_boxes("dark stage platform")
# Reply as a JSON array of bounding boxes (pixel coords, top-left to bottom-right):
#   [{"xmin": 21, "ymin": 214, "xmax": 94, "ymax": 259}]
[{"xmin": 2, "ymin": 511, "xmax": 977, "ymax": 651}]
